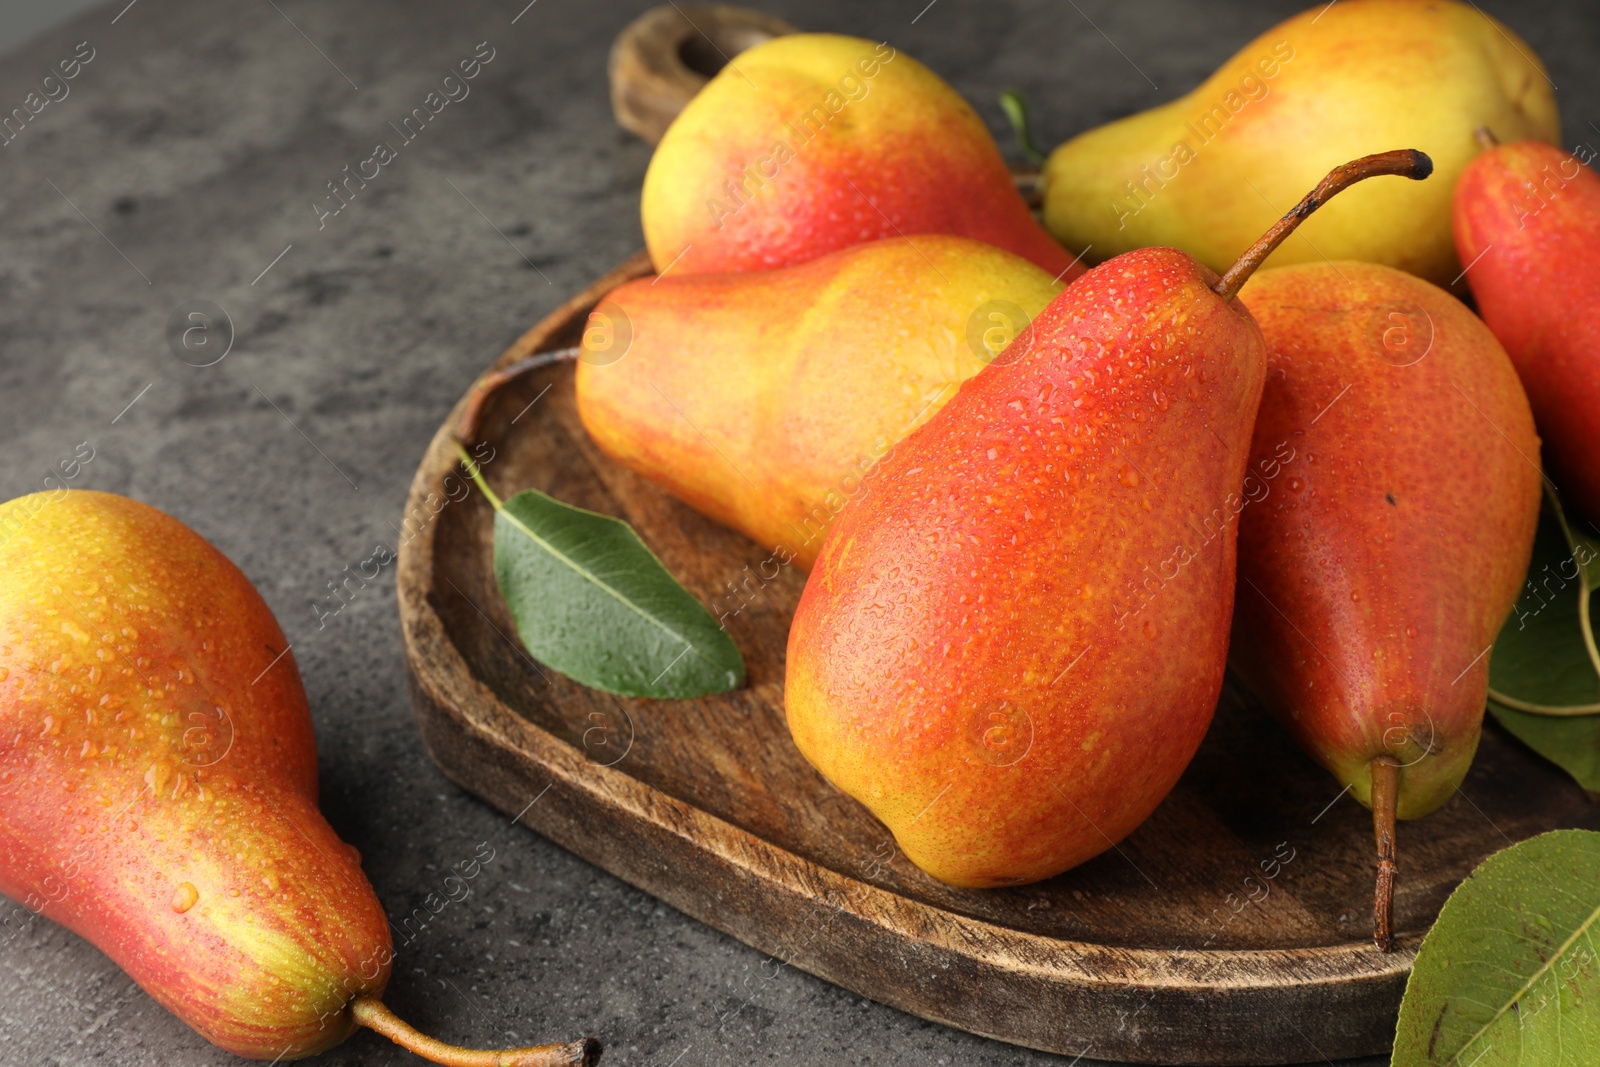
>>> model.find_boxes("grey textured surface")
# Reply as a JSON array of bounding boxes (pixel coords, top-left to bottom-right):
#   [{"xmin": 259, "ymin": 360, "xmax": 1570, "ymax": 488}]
[
  {"xmin": 0, "ymin": 0, "xmax": 103, "ymax": 54},
  {"xmin": 0, "ymin": 1, "xmax": 1594, "ymax": 1064}
]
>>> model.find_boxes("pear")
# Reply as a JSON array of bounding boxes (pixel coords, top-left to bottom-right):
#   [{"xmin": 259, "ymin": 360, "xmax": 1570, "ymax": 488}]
[
  {"xmin": 575, "ymin": 235, "xmax": 1063, "ymax": 570},
  {"xmin": 1455, "ymin": 133, "xmax": 1600, "ymax": 522},
  {"xmin": 0, "ymin": 491, "xmax": 595, "ymax": 1064},
  {"xmin": 641, "ymin": 33, "xmax": 1081, "ymax": 280},
  {"xmin": 1041, "ymin": 0, "xmax": 1558, "ymax": 287},
  {"xmin": 785, "ymin": 153, "xmax": 1430, "ymax": 887},
  {"xmin": 1232, "ymin": 262, "xmax": 1541, "ymax": 949}
]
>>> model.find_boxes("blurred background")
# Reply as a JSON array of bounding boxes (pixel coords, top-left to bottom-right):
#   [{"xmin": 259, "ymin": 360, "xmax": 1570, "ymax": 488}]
[{"xmin": 0, "ymin": 0, "xmax": 102, "ymax": 53}]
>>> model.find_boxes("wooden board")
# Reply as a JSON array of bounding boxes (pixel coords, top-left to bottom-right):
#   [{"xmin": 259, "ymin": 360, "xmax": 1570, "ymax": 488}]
[{"xmin": 396, "ymin": 254, "xmax": 1600, "ymax": 1064}]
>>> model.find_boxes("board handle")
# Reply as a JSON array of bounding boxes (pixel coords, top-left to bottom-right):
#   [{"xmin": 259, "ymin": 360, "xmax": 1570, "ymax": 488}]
[{"xmin": 608, "ymin": 4, "xmax": 798, "ymax": 143}]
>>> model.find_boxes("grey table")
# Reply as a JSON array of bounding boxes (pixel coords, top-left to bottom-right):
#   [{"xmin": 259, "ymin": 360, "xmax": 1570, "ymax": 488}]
[{"xmin": 0, "ymin": 1, "xmax": 1593, "ymax": 1064}]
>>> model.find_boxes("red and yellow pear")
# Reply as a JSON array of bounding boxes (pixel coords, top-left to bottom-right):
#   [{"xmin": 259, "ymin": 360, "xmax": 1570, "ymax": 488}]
[
  {"xmin": 575, "ymin": 235, "xmax": 1063, "ymax": 569},
  {"xmin": 1232, "ymin": 262, "xmax": 1541, "ymax": 949},
  {"xmin": 785, "ymin": 153, "xmax": 1431, "ymax": 888},
  {"xmin": 1454, "ymin": 134, "xmax": 1600, "ymax": 522},
  {"xmin": 0, "ymin": 490, "xmax": 594, "ymax": 1064},
  {"xmin": 641, "ymin": 33, "xmax": 1081, "ymax": 279}
]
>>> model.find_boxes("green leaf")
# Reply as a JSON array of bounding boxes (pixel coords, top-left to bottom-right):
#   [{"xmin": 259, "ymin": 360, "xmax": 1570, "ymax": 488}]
[
  {"xmin": 1486, "ymin": 486, "xmax": 1600, "ymax": 788},
  {"xmin": 1488, "ymin": 487, "xmax": 1600, "ymax": 713},
  {"xmin": 998, "ymin": 90, "xmax": 1046, "ymax": 165},
  {"xmin": 1393, "ymin": 829, "xmax": 1600, "ymax": 1067},
  {"xmin": 460, "ymin": 447, "xmax": 743, "ymax": 699},
  {"xmin": 1489, "ymin": 707, "xmax": 1600, "ymax": 793}
]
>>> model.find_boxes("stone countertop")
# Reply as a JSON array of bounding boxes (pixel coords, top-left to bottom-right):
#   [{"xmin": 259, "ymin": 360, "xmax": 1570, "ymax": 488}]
[{"xmin": 0, "ymin": 1, "xmax": 1593, "ymax": 1064}]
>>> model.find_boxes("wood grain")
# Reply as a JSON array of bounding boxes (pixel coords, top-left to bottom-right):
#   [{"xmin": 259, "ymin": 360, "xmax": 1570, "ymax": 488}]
[
  {"xmin": 608, "ymin": 5, "xmax": 797, "ymax": 145},
  {"xmin": 397, "ymin": 254, "xmax": 1600, "ymax": 1064}
]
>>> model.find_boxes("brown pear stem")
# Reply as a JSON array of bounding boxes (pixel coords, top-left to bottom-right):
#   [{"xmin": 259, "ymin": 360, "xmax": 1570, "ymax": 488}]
[
  {"xmin": 350, "ymin": 997, "xmax": 601, "ymax": 1067},
  {"xmin": 1211, "ymin": 149, "xmax": 1434, "ymax": 302},
  {"xmin": 1476, "ymin": 126, "xmax": 1500, "ymax": 149},
  {"xmin": 1369, "ymin": 756, "xmax": 1401, "ymax": 954}
]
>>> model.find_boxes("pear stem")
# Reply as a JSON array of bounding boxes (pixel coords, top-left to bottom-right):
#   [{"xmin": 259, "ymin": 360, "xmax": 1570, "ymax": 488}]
[
  {"xmin": 1476, "ymin": 126, "xmax": 1500, "ymax": 149},
  {"xmin": 350, "ymin": 997, "xmax": 600, "ymax": 1067},
  {"xmin": 457, "ymin": 440, "xmax": 506, "ymax": 512},
  {"xmin": 1369, "ymin": 756, "xmax": 1401, "ymax": 953},
  {"xmin": 1211, "ymin": 149, "xmax": 1434, "ymax": 302}
]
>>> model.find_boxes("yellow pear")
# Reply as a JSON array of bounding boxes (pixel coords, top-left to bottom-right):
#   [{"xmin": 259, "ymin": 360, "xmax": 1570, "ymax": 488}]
[{"xmin": 1041, "ymin": 0, "xmax": 1558, "ymax": 286}]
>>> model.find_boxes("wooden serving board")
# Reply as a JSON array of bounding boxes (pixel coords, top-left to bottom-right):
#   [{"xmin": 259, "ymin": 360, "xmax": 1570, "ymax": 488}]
[{"xmin": 396, "ymin": 254, "xmax": 1600, "ymax": 1065}]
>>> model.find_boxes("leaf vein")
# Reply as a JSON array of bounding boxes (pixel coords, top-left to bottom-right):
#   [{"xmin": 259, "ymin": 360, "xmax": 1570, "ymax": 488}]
[
  {"xmin": 497, "ymin": 495, "xmax": 722, "ymax": 673},
  {"xmin": 1445, "ymin": 896, "xmax": 1600, "ymax": 1063}
]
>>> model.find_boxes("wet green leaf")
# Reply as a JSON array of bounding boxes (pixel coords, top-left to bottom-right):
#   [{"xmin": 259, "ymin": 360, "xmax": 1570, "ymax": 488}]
[
  {"xmin": 462, "ymin": 448, "xmax": 743, "ymax": 699},
  {"xmin": 1393, "ymin": 829, "xmax": 1600, "ymax": 1067}
]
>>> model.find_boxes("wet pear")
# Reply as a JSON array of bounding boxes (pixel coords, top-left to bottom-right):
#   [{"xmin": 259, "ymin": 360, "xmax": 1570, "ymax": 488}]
[
  {"xmin": 643, "ymin": 33, "xmax": 1081, "ymax": 279},
  {"xmin": 786, "ymin": 154, "xmax": 1430, "ymax": 886},
  {"xmin": 1232, "ymin": 262, "xmax": 1540, "ymax": 948},
  {"xmin": 576, "ymin": 236, "xmax": 1063, "ymax": 569},
  {"xmin": 0, "ymin": 491, "xmax": 595, "ymax": 1064},
  {"xmin": 1042, "ymin": 0, "xmax": 1557, "ymax": 287}
]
